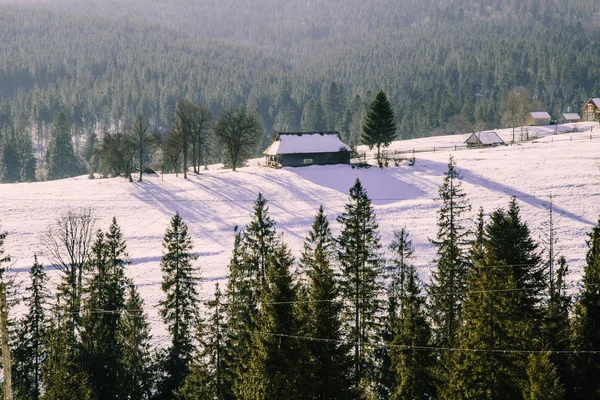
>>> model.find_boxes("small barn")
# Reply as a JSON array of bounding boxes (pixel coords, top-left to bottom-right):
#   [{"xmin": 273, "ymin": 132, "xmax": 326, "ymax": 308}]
[
  {"xmin": 263, "ymin": 131, "xmax": 351, "ymax": 168},
  {"xmin": 465, "ymin": 131, "xmax": 505, "ymax": 148},
  {"xmin": 562, "ymin": 113, "xmax": 581, "ymax": 123},
  {"xmin": 582, "ymin": 98, "xmax": 600, "ymax": 122},
  {"xmin": 527, "ymin": 112, "xmax": 551, "ymax": 126}
]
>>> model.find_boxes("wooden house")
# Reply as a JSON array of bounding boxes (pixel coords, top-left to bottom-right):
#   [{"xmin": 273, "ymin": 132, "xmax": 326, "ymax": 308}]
[
  {"xmin": 562, "ymin": 113, "xmax": 581, "ymax": 123},
  {"xmin": 263, "ymin": 132, "xmax": 351, "ymax": 168},
  {"xmin": 582, "ymin": 98, "xmax": 600, "ymax": 122},
  {"xmin": 527, "ymin": 112, "xmax": 551, "ymax": 126},
  {"xmin": 465, "ymin": 131, "xmax": 505, "ymax": 148}
]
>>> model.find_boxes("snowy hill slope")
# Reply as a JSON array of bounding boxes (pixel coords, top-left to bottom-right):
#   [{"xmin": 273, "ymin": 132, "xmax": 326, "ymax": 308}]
[{"xmin": 1, "ymin": 123, "xmax": 599, "ymax": 342}]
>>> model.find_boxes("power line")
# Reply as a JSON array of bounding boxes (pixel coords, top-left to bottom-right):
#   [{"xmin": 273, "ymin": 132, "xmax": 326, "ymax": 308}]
[{"xmin": 230, "ymin": 328, "xmax": 600, "ymax": 355}]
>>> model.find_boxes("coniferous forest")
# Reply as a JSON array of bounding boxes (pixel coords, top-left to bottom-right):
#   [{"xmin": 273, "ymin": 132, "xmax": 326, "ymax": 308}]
[
  {"xmin": 1, "ymin": 0, "xmax": 600, "ymax": 182},
  {"xmin": 1, "ymin": 158, "xmax": 600, "ymax": 399}
]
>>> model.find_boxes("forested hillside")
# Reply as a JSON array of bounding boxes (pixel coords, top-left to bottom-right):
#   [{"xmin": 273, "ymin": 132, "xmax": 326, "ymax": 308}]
[{"xmin": 0, "ymin": 0, "xmax": 599, "ymax": 181}]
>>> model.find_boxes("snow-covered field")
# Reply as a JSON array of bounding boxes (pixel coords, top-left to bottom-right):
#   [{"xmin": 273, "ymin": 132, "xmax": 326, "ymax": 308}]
[{"xmin": 1, "ymin": 122, "xmax": 599, "ymax": 343}]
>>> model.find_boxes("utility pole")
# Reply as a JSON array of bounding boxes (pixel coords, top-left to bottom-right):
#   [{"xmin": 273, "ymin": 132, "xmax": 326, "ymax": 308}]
[{"xmin": 0, "ymin": 281, "xmax": 13, "ymax": 400}]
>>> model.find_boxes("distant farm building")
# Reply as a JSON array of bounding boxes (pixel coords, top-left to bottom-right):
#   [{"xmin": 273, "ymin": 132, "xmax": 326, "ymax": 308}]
[
  {"xmin": 582, "ymin": 98, "xmax": 600, "ymax": 122},
  {"xmin": 263, "ymin": 132, "xmax": 351, "ymax": 168},
  {"xmin": 465, "ymin": 131, "xmax": 505, "ymax": 148},
  {"xmin": 562, "ymin": 113, "xmax": 581, "ymax": 123},
  {"xmin": 527, "ymin": 112, "xmax": 551, "ymax": 126}
]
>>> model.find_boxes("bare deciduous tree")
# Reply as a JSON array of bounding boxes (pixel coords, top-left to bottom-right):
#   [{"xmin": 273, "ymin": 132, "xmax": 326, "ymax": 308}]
[
  {"xmin": 44, "ymin": 208, "xmax": 95, "ymax": 337},
  {"xmin": 213, "ymin": 107, "xmax": 263, "ymax": 171},
  {"xmin": 131, "ymin": 114, "xmax": 150, "ymax": 182},
  {"xmin": 174, "ymin": 100, "xmax": 195, "ymax": 179},
  {"xmin": 500, "ymin": 87, "xmax": 530, "ymax": 144},
  {"xmin": 190, "ymin": 104, "xmax": 212, "ymax": 173}
]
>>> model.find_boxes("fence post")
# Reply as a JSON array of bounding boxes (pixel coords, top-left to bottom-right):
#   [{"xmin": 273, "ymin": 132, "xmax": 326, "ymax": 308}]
[{"xmin": 433, "ymin": 147, "xmax": 436, "ymax": 152}]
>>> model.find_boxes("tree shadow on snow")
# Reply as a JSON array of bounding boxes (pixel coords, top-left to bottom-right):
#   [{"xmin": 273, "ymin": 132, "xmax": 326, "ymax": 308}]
[
  {"xmin": 287, "ymin": 164, "xmax": 428, "ymax": 206},
  {"xmin": 414, "ymin": 158, "xmax": 595, "ymax": 227}
]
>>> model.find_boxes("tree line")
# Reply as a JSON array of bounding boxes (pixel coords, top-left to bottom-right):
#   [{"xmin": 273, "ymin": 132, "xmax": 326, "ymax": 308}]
[
  {"xmin": 1, "ymin": 90, "xmax": 398, "ymax": 182},
  {"xmin": 0, "ymin": 101, "xmax": 265, "ymax": 183},
  {"xmin": 1, "ymin": 157, "xmax": 600, "ymax": 398}
]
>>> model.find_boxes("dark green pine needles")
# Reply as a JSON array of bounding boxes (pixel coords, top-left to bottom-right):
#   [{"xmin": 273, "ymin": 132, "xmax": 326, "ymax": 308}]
[
  {"xmin": 360, "ymin": 90, "xmax": 397, "ymax": 167},
  {"xmin": 156, "ymin": 212, "xmax": 202, "ymax": 400}
]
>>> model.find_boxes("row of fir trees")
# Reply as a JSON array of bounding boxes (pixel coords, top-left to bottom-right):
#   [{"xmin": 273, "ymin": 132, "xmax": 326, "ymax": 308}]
[{"xmin": 2, "ymin": 158, "xmax": 600, "ymax": 398}]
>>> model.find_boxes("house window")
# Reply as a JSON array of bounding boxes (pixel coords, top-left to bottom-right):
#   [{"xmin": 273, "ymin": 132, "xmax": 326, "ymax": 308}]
[{"xmin": 303, "ymin": 159, "xmax": 313, "ymax": 164}]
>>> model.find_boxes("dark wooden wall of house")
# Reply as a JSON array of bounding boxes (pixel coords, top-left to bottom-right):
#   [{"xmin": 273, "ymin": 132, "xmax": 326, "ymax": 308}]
[{"xmin": 280, "ymin": 152, "xmax": 351, "ymax": 167}]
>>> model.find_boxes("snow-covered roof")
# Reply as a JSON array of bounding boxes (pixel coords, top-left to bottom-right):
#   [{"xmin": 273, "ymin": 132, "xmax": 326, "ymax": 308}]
[
  {"xmin": 563, "ymin": 113, "xmax": 581, "ymax": 121},
  {"xmin": 591, "ymin": 98, "xmax": 600, "ymax": 108},
  {"xmin": 530, "ymin": 111, "xmax": 551, "ymax": 120},
  {"xmin": 263, "ymin": 132, "xmax": 351, "ymax": 155},
  {"xmin": 465, "ymin": 131, "xmax": 504, "ymax": 145}
]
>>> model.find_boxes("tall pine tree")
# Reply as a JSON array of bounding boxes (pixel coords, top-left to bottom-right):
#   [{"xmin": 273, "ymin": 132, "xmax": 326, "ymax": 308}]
[
  {"xmin": 360, "ymin": 90, "xmax": 397, "ymax": 168},
  {"xmin": 428, "ymin": 155, "xmax": 471, "ymax": 350},
  {"xmin": 299, "ymin": 206, "xmax": 353, "ymax": 400},
  {"xmin": 12, "ymin": 256, "xmax": 49, "ymax": 400},
  {"xmin": 81, "ymin": 218, "xmax": 130, "ymax": 400},
  {"xmin": 572, "ymin": 216, "xmax": 600, "ymax": 399},
  {"xmin": 446, "ymin": 199, "xmax": 543, "ymax": 399},
  {"xmin": 337, "ymin": 178, "xmax": 383, "ymax": 395},
  {"xmin": 229, "ymin": 194, "xmax": 279, "ymax": 396},
  {"xmin": 181, "ymin": 283, "xmax": 231, "ymax": 400},
  {"xmin": 225, "ymin": 226, "xmax": 257, "ymax": 399},
  {"xmin": 119, "ymin": 284, "xmax": 153, "ymax": 400},
  {"xmin": 46, "ymin": 112, "xmax": 82, "ymax": 180},
  {"xmin": 156, "ymin": 212, "xmax": 202, "ymax": 399},
  {"xmin": 388, "ymin": 229, "xmax": 434, "ymax": 400},
  {"xmin": 241, "ymin": 242, "xmax": 303, "ymax": 400}
]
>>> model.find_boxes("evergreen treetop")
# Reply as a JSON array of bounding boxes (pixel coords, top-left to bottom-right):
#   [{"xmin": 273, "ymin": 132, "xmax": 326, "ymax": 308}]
[
  {"xmin": 336, "ymin": 178, "xmax": 383, "ymax": 394},
  {"xmin": 360, "ymin": 90, "xmax": 397, "ymax": 167},
  {"xmin": 300, "ymin": 206, "xmax": 353, "ymax": 400},
  {"xmin": 157, "ymin": 212, "xmax": 202, "ymax": 399}
]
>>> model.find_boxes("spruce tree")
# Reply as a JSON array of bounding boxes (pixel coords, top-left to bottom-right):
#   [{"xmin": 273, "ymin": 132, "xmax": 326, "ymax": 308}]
[
  {"xmin": 229, "ymin": 193, "xmax": 279, "ymax": 396},
  {"xmin": 542, "ymin": 256, "xmax": 572, "ymax": 393},
  {"xmin": 42, "ymin": 306, "xmax": 92, "ymax": 400},
  {"xmin": 524, "ymin": 351, "xmax": 565, "ymax": 400},
  {"xmin": 360, "ymin": 90, "xmax": 397, "ymax": 167},
  {"xmin": 225, "ymin": 227, "xmax": 258, "ymax": 398},
  {"xmin": 0, "ymin": 125, "xmax": 20, "ymax": 183},
  {"xmin": 46, "ymin": 112, "xmax": 82, "ymax": 180},
  {"xmin": 427, "ymin": 156, "xmax": 471, "ymax": 392},
  {"xmin": 156, "ymin": 212, "xmax": 202, "ymax": 399},
  {"xmin": 119, "ymin": 284, "xmax": 153, "ymax": 400},
  {"xmin": 241, "ymin": 192, "xmax": 278, "ymax": 292},
  {"xmin": 81, "ymin": 218, "xmax": 130, "ymax": 400},
  {"xmin": 428, "ymin": 155, "xmax": 471, "ymax": 350},
  {"xmin": 388, "ymin": 229, "xmax": 434, "ymax": 400},
  {"xmin": 447, "ymin": 200, "xmax": 543, "ymax": 399},
  {"xmin": 241, "ymin": 242, "xmax": 303, "ymax": 400},
  {"xmin": 12, "ymin": 256, "xmax": 49, "ymax": 400},
  {"xmin": 337, "ymin": 178, "xmax": 383, "ymax": 395},
  {"xmin": 572, "ymin": 217, "xmax": 600, "ymax": 399},
  {"xmin": 181, "ymin": 283, "xmax": 231, "ymax": 400},
  {"xmin": 299, "ymin": 206, "xmax": 353, "ymax": 400}
]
